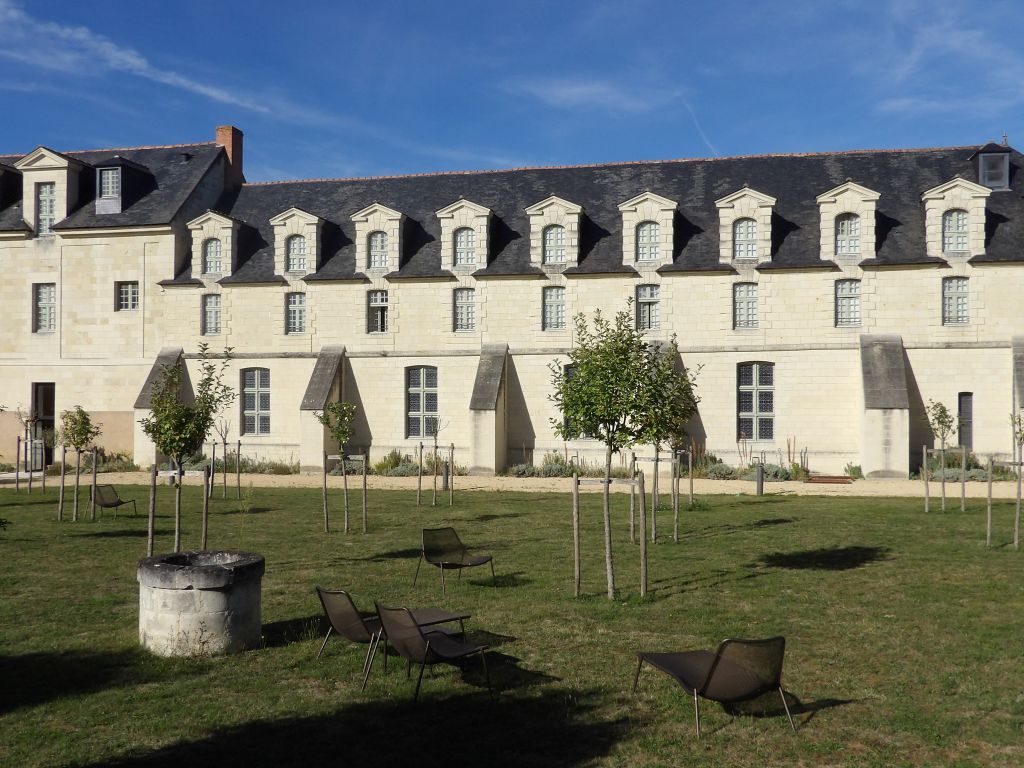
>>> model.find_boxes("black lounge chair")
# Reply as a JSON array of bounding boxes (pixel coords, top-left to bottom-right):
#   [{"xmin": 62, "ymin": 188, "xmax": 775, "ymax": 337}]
[
  {"xmin": 92, "ymin": 484, "xmax": 137, "ymax": 519},
  {"xmin": 632, "ymin": 636, "xmax": 797, "ymax": 737},
  {"xmin": 413, "ymin": 527, "xmax": 495, "ymax": 593},
  {"xmin": 373, "ymin": 601, "xmax": 492, "ymax": 702}
]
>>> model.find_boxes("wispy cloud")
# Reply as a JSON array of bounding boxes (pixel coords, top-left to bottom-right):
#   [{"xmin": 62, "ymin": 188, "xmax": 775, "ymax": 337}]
[{"xmin": 508, "ymin": 76, "xmax": 681, "ymax": 114}]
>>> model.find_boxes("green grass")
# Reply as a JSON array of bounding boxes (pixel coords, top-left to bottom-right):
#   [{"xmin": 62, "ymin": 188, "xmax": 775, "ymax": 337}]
[{"xmin": 1, "ymin": 485, "xmax": 1022, "ymax": 767}]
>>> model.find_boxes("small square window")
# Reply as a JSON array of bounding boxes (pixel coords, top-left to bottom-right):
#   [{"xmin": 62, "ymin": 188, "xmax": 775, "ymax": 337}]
[{"xmin": 115, "ymin": 281, "xmax": 139, "ymax": 311}]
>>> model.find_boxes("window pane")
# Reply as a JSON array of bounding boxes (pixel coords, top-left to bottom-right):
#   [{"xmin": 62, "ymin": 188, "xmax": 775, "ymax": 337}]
[
  {"xmin": 408, "ymin": 419, "xmax": 421, "ymax": 437},
  {"xmin": 758, "ymin": 418, "xmax": 774, "ymax": 440},
  {"xmin": 758, "ymin": 365, "xmax": 773, "ymax": 386},
  {"xmin": 408, "ymin": 368, "xmax": 421, "ymax": 387},
  {"xmin": 243, "ymin": 370, "xmax": 256, "ymax": 388},
  {"xmin": 259, "ymin": 415, "xmax": 270, "ymax": 434},
  {"xmin": 738, "ymin": 364, "xmax": 753, "ymax": 386},
  {"xmin": 758, "ymin": 391, "xmax": 774, "ymax": 413},
  {"xmin": 408, "ymin": 392, "xmax": 421, "ymax": 412},
  {"xmin": 738, "ymin": 391, "xmax": 753, "ymax": 412},
  {"xmin": 425, "ymin": 392, "xmax": 438, "ymax": 412},
  {"xmin": 259, "ymin": 392, "xmax": 270, "ymax": 411},
  {"xmin": 425, "ymin": 417, "xmax": 438, "ymax": 436},
  {"xmin": 738, "ymin": 418, "xmax": 754, "ymax": 440},
  {"xmin": 244, "ymin": 393, "xmax": 256, "ymax": 410},
  {"xmin": 244, "ymin": 415, "xmax": 256, "ymax": 434}
]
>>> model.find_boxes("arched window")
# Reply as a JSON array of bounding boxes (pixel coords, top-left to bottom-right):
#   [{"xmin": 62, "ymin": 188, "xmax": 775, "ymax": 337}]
[
  {"xmin": 636, "ymin": 221, "xmax": 659, "ymax": 261},
  {"xmin": 406, "ymin": 366, "xmax": 438, "ymax": 438},
  {"xmin": 943, "ymin": 209, "xmax": 968, "ymax": 252},
  {"xmin": 241, "ymin": 367, "xmax": 271, "ymax": 435},
  {"xmin": 202, "ymin": 238, "xmax": 222, "ymax": 274},
  {"xmin": 368, "ymin": 231, "xmax": 388, "ymax": 268},
  {"xmin": 543, "ymin": 225, "xmax": 566, "ymax": 264},
  {"xmin": 835, "ymin": 213, "xmax": 860, "ymax": 255},
  {"xmin": 454, "ymin": 227, "xmax": 476, "ymax": 266},
  {"xmin": 733, "ymin": 218, "xmax": 757, "ymax": 260},
  {"xmin": 286, "ymin": 235, "xmax": 306, "ymax": 272}
]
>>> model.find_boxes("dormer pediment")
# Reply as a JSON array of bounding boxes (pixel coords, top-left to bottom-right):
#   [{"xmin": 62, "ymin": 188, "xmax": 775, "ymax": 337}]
[
  {"xmin": 14, "ymin": 146, "xmax": 84, "ymax": 171},
  {"xmin": 714, "ymin": 187, "xmax": 776, "ymax": 209},
  {"xmin": 187, "ymin": 210, "xmax": 240, "ymax": 230},
  {"xmin": 351, "ymin": 202, "xmax": 404, "ymax": 222},
  {"xmin": 525, "ymin": 195, "xmax": 582, "ymax": 216},
  {"xmin": 269, "ymin": 207, "xmax": 323, "ymax": 226},
  {"xmin": 816, "ymin": 181, "xmax": 881, "ymax": 204},
  {"xmin": 618, "ymin": 191, "xmax": 677, "ymax": 212},
  {"xmin": 436, "ymin": 198, "xmax": 491, "ymax": 218},
  {"xmin": 921, "ymin": 177, "xmax": 992, "ymax": 201}
]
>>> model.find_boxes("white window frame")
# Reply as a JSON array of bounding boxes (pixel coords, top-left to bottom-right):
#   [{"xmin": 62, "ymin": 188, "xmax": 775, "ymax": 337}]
[
  {"xmin": 542, "ymin": 286, "xmax": 566, "ymax": 331},
  {"xmin": 33, "ymin": 283, "xmax": 56, "ymax": 333},
  {"xmin": 241, "ymin": 368, "xmax": 271, "ymax": 435},
  {"xmin": 368, "ymin": 289, "xmax": 388, "ymax": 333},
  {"xmin": 543, "ymin": 225, "xmax": 566, "ymax": 264},
  {"xmin": 454, "ymin": 227, "xmax": 476, "ymax": 266},
  {"xmin": 202, "ymin": 293, "xmax": 221, "ymax": 335},
  {"xmin": 636, "ymin": 284, "xmax": 660, "ymax": 330},
  {"xmin": 942, "ymin": 277, "xmax": 969, "ymax": 325},
  {"xmin": 733, "ymin": 283, "xmax": 758, "ymax": 329},
  {"xmin": 733, "ymin": 218, "xmax": 757, "ymax": 260},
  {"xmin": 368, "ymin": 231, "xmax": 388, "ymax": 269},
  {"xmin": 835, "ymin": 279, "xmax": 861, "ymax": 327},
  {"xmin": 980, "ymin": 154, "xmax": 1009, "ymax": 190},
  {"xmin": 942, "ymin": 209, "xmax": 969, "ymax": 253},
  {"xmin": 835, "ymin": 213, "xmax": 861, "ymax": 255},
  {"xmin": 636, "ymin": 221, "xmax": 659, "ymax": 262},
  {"xmin": 37, "ymin": 182, "xmax": 56, "ymax": 236},
  {"xmin": 738, "ymin": 362, "xmax": 774, "ymax": 441},
  {"xmin": 406, "ymin": 365, "xmax": 438, "ymax": 438},
  {"xmin": 453, "ymin": 287, "xmax": 475, "ymax": 331},
  {"xmin": 99, "ymin": 168, "xmax": 120, "ymax": 199},
  {"xmin": 285, "ymin": 292, "xmax": 306, "ymax": 334},
  {"xmin": 116, "ymin": 281, "xmax": 139, "ymax": 312},
  {"xmin": 286, "ymin": 235, "xmax": 307, "ymax": 272},
  {"xmin": 202, "ymin": 238, "xmax": 223, "ymax": 275}
]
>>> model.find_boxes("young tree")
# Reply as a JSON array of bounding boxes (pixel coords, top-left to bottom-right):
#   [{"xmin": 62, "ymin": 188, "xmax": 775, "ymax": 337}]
[
  {"xmin": 1011, "ymin": 411, "xmax": 1024, "ymax": 549},
  {"xmin": 926, "ymin": 399, "xmax": 957, "ymax": 512},
  {"xmin": 139, "ymin": 345, "xmax": 234, "ymax": 552},
  {"xmin": 59, "ymin": 406, "xmax": 102, "ymax": 522},
  {"xmin": 315, "ymin": 401, "xmax": 357, "ymax": 533},
  {"xmin": 550, "ymin": 305, "xmax": 699, "ymax": 599}
]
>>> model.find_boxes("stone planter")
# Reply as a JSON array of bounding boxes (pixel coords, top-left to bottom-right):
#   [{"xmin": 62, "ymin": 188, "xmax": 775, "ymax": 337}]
[{"xmin": 137, "ymin": 550, "xmax": 265, "ymax": 657}]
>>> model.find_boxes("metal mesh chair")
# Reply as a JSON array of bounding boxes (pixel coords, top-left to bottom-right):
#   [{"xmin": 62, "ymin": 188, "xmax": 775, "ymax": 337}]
[
  {"xmin": 632, "ymin": 636, "xmax": 796, "ymax": 737},
  {"xmin": 314, "ymin": 587, "xmax": 381, "ymax": 691},
  {"xmin": 373, "ymin": 602, "xmax": 492, "ymax": 702},
  {"xmin": 413, "ymin": 527, "xmax": 495, "ymax": 593},
  {"xmin": 92, "ymin": 485, "xmax": 137, "ymax": 519}
]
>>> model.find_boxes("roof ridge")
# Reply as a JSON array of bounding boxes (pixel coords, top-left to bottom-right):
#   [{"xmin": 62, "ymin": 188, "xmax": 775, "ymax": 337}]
[
  {"xmin": 0, "ymin": 141, "xmax": 217, "ymax": 160},
  {"xmin": 243, "ymin": 144, "xmax": 981, "ymax": 187}
]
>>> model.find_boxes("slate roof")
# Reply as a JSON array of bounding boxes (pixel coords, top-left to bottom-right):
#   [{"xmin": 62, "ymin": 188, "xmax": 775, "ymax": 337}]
[
  {"xmin": 207, "ymin": 145, "xmax": 1024, "ymax": 283},
  {"xmin": 0, "ymin": 143, "xmax": 223, "ymax": 232}
]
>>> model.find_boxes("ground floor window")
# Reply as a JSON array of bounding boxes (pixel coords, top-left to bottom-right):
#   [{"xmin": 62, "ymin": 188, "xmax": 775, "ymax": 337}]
[
  {"xmin": 242, "ymin": 367, "xmax": 271, "ymax": 435},
  {"xmin": 737, "ymin": 361, "xmax": 774, "ymax": 440},
  {"xmin": 406, "ymin": 365, "xmax": 438, "ymax": 438}
]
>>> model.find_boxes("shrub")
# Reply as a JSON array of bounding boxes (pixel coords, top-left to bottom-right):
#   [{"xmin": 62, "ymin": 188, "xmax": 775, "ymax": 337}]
[
  {"xmin": 373, "ymin": 449, "xmax": 408, "ymax": 474},
  {"xmin": 739, "ymin": 463, "xmax": 791, "ymax": 481},
  {"xmin": 707, "ymin": 463, "xmax": 736, "ymax": 480},
  {"xmin": 82, "ymin": 449, "xmax": 139, "ymax": 473},
  {"xmin": 183, "ymin": 453, "xmax": 299, "ymax": 475},
  {"xmin": 0, "ymin": 462, "xmax": 14, "ymax": 473},
  {"xmin": 382, "ymin": 462, "xmax": 420, "ymax": 477},
  {"xmin": 845, "ymin": 463, "xmax": 864, "ymax": 480}
]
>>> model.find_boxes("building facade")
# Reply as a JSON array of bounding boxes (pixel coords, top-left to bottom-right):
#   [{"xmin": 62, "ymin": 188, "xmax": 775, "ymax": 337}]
[{"xmin": 1, "ymin": 126, "xmax": 1022, "ymax": 477}]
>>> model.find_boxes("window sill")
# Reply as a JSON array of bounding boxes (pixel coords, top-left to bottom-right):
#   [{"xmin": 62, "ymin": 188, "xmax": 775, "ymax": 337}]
[
  {"xmin": 733, "ymin": 325, "xmax": 760, "ymax": 332},
  {"xmin": 33, "ymin": 330, "xmax": 56, "ymax": 335},
  {"xmin": 942, "ymin": 322, "xmax": 970, "ymax": 327}
]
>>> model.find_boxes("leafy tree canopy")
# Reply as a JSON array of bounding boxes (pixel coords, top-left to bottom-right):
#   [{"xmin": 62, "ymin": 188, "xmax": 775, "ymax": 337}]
[
  {"xmin": 59, "ymin": 406, "xmax": 102, "ymax": 451},
  {"xmin": 315, "ymin": 401, "xmax": 357, "ymax": 448}
]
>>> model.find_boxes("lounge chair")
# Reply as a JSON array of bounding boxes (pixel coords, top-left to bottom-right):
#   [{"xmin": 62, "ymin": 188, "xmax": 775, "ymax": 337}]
[
  {"xmin": 92, "ymin": 485, "xmax": 137, "ymax": 519},
  {"xmin": 413, "ymin": 527, "xmax": 495, "ymax": 593},
  {"xmin": 632, "ymin": 636, "xmax": 797, "ymax": 737},
  {"xmin": 373, "ymin": 601, "xmax": 492, "ymax": 702}
]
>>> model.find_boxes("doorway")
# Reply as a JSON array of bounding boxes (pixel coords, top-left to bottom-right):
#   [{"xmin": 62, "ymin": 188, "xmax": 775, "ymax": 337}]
[{"xmin": 31, "ymin": 382, "xmax": 55, "ymax": 468}]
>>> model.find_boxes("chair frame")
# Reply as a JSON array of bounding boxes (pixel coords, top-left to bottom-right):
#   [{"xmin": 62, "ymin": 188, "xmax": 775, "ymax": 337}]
[
  {"xmin": 413, "ymin": 526, "xmax": 495, "ymax": 594},
  {"xmin": 632, "ymin": 636, "xmax": 797, "ymax": 737},
  {"xmin": 314, "ymin": 587, "xmax": 382, "ymax": 691},
  {"xmin": 92, "ymin": 484, "xmax": 137, "ymax": 519}
]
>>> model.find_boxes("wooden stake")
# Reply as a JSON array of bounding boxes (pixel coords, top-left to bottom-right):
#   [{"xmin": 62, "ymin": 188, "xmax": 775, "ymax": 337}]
[
  {"xmin": 322, "ymin": 451, "xmax": 329, "ymax": 534},
  {"xmin": 235, "ymin": 440, "xmax": 241, "ymax": 500},
  {"xmin": 26, "ymin": 436, "xmax": 33, "ymax": 494},
  {"xmin": 209, "ymin": 442, "xmax": 216, "ymax": 500},
  {"xmin": 15, "ymin": 436, "xmax": 20, "ymax": 492},
  {"xmin": 571, "ymin": 472, "xmax": 581, "ymax": 598},
  {"xmin": 147, "ymin": 464, "xmax": 157, "ymax": 557},
  {"xmin": 688, "ymin": 450, "xmax": 694, "ymax": 507},
  {"xmin": 58, "ymin": 445, "xmax": 67, "ymax": 522},
  {"xmin": 940, "ymin": 446, "xmax": 947, "ymax": 512},
  {"xmin": 173, "ymin": 465, "xmax": 182, "ymax": 552},
  {"xmin": 923, "ymin": 445, "xmax": 930, "ymax": 513},
  {"xmin": 628, "ymin": 452, "xmax": 636, "ymax": 543},
  {"xmin": 1015, "ymin": 458, "xmax": 1021, "ymax": 551},
  {"xmin": 960, "ymin": 445, "xmax": 966, "ymax": 513},
  {"xmin": 672, "ymin": 455, "xmax": 679, "ymax": 543},
  {"xmin": 361, "ymin": 449, "xmax": 368, "ymax": 535},
  {"xmin": 73, "ymin": 447, "xmax": 81, "ymax": 522},
  {"xmin": 90, "ymin": 451, "xmax": 98, "ymax": 521},
  {"xmin": 638, "ymin": 471, "xmax": 648, "ymax": 598},
  {"xmin": 416, "ymin": 442, "xmax": 423, "ymax": 506},
  {"xmin": 448, "ymin": 443, "xmax": 454, "ymax": 507},
  {"xmin": 201, "ymin": 465, "xmax": 210, "ymax": 550},
  {"xmin": 342, "ymin": 451, "xmax": 350, "ymax": 533},
  {"xmin": 222, "ymin": 439, "xmax": 227, "ymax": 499},
  {"xmin": 986, "ymin": 457, "xmax": 992, "ymax": 549},
  {"xmin": 432, "ymin": 444, "xmax": 438, "ymax": 507},
  {"xmin": 652, "ymin": 447, "xmax": 660, "ymax": 513}
]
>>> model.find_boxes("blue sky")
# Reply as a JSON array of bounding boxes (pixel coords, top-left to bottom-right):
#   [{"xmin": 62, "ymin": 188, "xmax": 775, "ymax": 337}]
[{"xmin": 3, "ymin": 0, "xmax": 1023, "ymax": 181}]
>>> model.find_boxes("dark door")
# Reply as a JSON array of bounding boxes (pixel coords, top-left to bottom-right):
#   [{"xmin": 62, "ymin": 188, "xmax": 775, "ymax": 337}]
[
  {"xmin": 958, "ymin": 392, "xmax": 973, "ymax": 450},
  {"xmin": 31, "ymin": 382, "xmax": 55, "ymax": 467}
]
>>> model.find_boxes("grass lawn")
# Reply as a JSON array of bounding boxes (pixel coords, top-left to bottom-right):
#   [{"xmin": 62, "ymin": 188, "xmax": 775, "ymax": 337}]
[{"xmin": 1, "ymin": 483, "xmax": 1022, "ymax": 767}]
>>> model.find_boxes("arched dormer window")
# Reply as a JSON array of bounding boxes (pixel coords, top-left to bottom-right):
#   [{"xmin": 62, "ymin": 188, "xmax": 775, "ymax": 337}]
[
  {"xmin": 943, "ymin": 209, "xmax": 969, "ymax": 253},
  {"xmin": 733, "ymin": 218, "xmax": 757, "ymax": 260},
  {"xmin": 543, "ymin": 225, "xmax": 566, "ymax": 264},
  {"xmin": 202, "ymin": 238, "xmax": 222, "ymax": 275},
  {"xmin": 285, "ymin": 235, "xmax": 306, "ymax": 272},
  {"xmin": 368, "ymin": 231, "xmax": 388, "ymax": 269},
  {"xmin": 454, "ymin": 227, "xmax": 476, "ymax": 266},
  {"xmin": 636, "ymin": 221, "xmax": 659, "ymax": 262},
  {"xmin": 835, "ymin": 213, "xmax": 861, "ymax": 255}
]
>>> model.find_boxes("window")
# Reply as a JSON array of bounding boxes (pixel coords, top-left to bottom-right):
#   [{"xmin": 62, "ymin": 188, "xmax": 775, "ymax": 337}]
[
  {"xmin": 733, "ymin": 283, "xmax": 758, "ymax": 329},
  {"xmin": 835, "ymin": 213, "xmax": 861, "ymax": 255},
  {"xmin": 453, "ymin": 287, "xmax": 475, "ymax": 331},
  {"xmin": 406, "ymin": 366, "xmax": 438, "ymax": 438},
  {"xmin": 37, "ymin": 182, "xmax": 56, "ymax": 236},
  {"xmin": 835, "ymin": 279, "xmax": 861, "ymax": 327},
  {"xmin": 738, "ymin": 362, "xmax": 774, "ymax": 441},
  {"xmin": 33, "ymin": 283, "xmax": 56, "ymax": 333},
  {"xmin": 980, "ymin": 154, "xmax": 1009, "ymax": 189},
  {"xmin": 285, "ymin": 292, "xmax": 306, "ymax": 334},
  {"xmin": 99, "ymin": 168, "xmax": 120, "ymax": 198},
  {"xmin": 636, "ymin": 221, "xmax": 659, "ymax": 262},
  {"xmin": 943, "ymin": 209, "xmax": 969, "ymax": 253},
  {"xmin": 286, "ymin": 235, "xmax": 306, "ymax": 272},
  {"xmin": 942, "ymin": 277, "xmax": 969, "ymax": 325},
  {"xmin": 733, "ymin": 217, "xmax": 757, "ymax": 260},
  {"xmin": 454, "ymin": 227, "xmax": 476, "ymax": 266},
  {"xmin": 202, "ymin": 294, "xmax": 221, "ymax": 335},
  {"xmin": 202, "ymin": 238, "xmax": 222, "ymax": 274},
  {"xmin": 543, "ymin": 225, "xmax": 566, "ymax": 264},
  {"xmin": 368, "ymin": 231, "xmax": 388, "ymax": 268},
  {"xmin": 242, "ymin": 368, "xmax": 270, "ymax": 435},
  {"xmin": 958, "ymin": 392, "xmax": 973, "ymax": 448},
  {"xmin": 368, "ymin": 289, "xmax": 388, "ymax": 333},
  {"xmin": 542, "ymin": 286, "xmax": 566, "ymax": 331},
  {"xmin": 116, "ymin": 281, "xmax": 139, "ymax": 311},
  {"xmin": 636, "ymin": 284, "xmax": 660, "ymax": 330}
]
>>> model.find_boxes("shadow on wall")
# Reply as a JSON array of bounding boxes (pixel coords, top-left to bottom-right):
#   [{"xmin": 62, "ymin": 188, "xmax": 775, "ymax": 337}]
[
  {"xmin": 903, "ymin": 351, "xmax": 931, "ymax": 474},
  {"xmin": 504, "ymin": 356, "xmax": 536, "ymax": 466},
  {"xmin": 344, "ymin": 360, "xmax": 372, "ymax": 451}
]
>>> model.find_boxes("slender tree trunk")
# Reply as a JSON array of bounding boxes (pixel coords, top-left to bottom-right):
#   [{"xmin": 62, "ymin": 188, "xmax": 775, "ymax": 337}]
[
  {"xmin": 602, "ymin": 443, "xmax": 616, "ymax": 600},
  {"xmin": 651, "ymin": 445, "xmax": 658, "ymax": 543},
  {"xmin": 201, "ymin": 465, "xmax": 210, "ymax": 550},
  {"xmin": 416, "ymin": 442, "xmax": 423, "ymax": 506},
  {"xmin": 672, "ymin": 455, "xmax": 679, "ymax": 543},
  {"xmin": 986, "ymin": 457, "xmax": 992, "ymax": 549},
  {"xmin": 571, "ymin": 472, "xmax": 581, "ymax": 598},
  {"xmin": 322, "ymin": 451, "xmax": 330, "ymax": 534},
  {"xmin": 209, "ymin": 443, "xmax": 216, "ymax": 500},
  {"xmin": 923, "ymin": 445, "xmax": 930, "ymax": 513},
  {"xmin": 147, "ymin": 464, "xmax": 157, "ymax": 557},
  {"xmin": 73, "ymin": 448, "xmax": 81, "ymax": 522},
  {"xmin": 628, "ymin": 453, "xmax": 636, "ymax": 543},
  {"xmin": 90, "ymin": 451, "xmax": 98, "ymax": 521},
  {"xmin": 1016, "ymin": 451, "xmax": 1022, "ymax": 551},
  {"xmin": 638, "ymin": 471, "xmax": 648, "ymax": 597},
  {"xmin": 222, "ymin": 439, "xmax": 227, "ymax": 499},
  {"xmin": 342, "ymin": 446, "xmax": 350, "ymax": 533},
  {"xmin": 940, "ymin": 444, "xmax": 947, "ymax": 512},
  {"xmin": 174, "ymin": 463, "xmax": 183, "ymax": 552},
  {"xmin": 361, "ymin": 448, "xmax": 368, "ymax": 534},
  {"xmin": 960, "ymin": 445, "xmax": 966, "ymax": 513},
  {"xmin": 57, "ymin": 445, "xmax": 66, "ymax": 522}
]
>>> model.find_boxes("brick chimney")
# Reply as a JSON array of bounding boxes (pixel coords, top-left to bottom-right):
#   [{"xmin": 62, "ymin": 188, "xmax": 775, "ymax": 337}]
[{"xmin": 215, "ymin": 125, "xmax": 244, "ymax": 187}]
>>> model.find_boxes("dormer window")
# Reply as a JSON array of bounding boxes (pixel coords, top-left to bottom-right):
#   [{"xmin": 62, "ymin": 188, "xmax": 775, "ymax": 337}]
[
  {"xmin": 269, "ymin": 207, "xmax": 322, "ymax": 276},
  {"xmin": 37, "ymin": 182, "xmax": 56, "ymax": 236},
  {"xmin": 972, "ymin": 142, "xmax": 1012, "ymax": 191},
  {"xmin": 454, "ymin": 227, "xmax": 476, "ymax": 265},
  {"xmin": 636, "ymin": 221, "xmax": 659, "ymax": 262},
  {"xmin": 942, "ymin": 209, "xmax": 969, "ymax": 253},
  {"xmin": 369, "ymin": 231, "xmax": 388, "ymax": 268},
  {"xmin": 202, "ymin": 238, "xmax": 223, "ymax": 274},
  {"xmin": 715, "ymin": 187, "xmax": 776, "ymax": 265},
  {"xmin": 835, "ymin": 213, "xmax": 861, "ymax": 255},
  {"xmin": 733, "ymin": 218, "xmax": 757, "ymax": 260},
  {"xmin": 526, "ymin": 196, "xmax": 582, "ymax": 269},
  {"xmin": 618, "ymin": 191, "xmax": 676, "ymax": 268},
  {"xmin": 436, "ymin": 199, "xmax": 491, "ymax": 270},
  {"xmin": 816, "ymin": 181, "xmax": 880, "ymax": 261},
  {"xmin": 351, "ymin": 203, "xmax": 404, "ymax": 273},
  {"xmin": 99, "ymin": 168, "xmax": 120, "ymax": 198},
  {"xmin": 188, "ymin": 210, "xmax": 241, "ymax": 279},
  {"xmin": 286, "ymin": 235, "xmax": 306, "ymax": 272},
  {"xmin": 543, "ymin": 225, "xmax": 566, "ymax": 264}
]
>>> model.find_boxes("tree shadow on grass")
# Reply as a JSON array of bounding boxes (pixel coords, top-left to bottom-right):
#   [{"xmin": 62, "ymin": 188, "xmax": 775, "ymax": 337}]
[
  {"xmin": 261, "ymin": 615, "xmax": 323, "ymax": 649},
  {"xmin": 684, "ymin": 517, "xmax": 796, "ymax": 542},
  {"xmin": 219, "ymin": 506, "xmax": 273, "ymax": 515},
  {"xmin": 757, "ymin": 546, "xmax": 891, "ymax": 571},
  {"xmin": 78, "ymin": 529, "xmax": 149, "ymax": 538},
  {"xmin": 473, "ymin": 513, "xmax": 526, "ymax": 522},
  {"xmin": 86, "ymin": 688, "xmax": 626, "ymax": 768}
]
